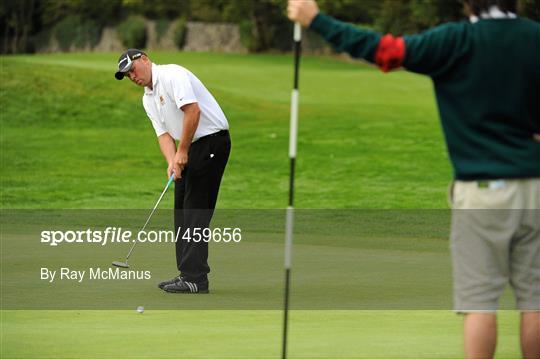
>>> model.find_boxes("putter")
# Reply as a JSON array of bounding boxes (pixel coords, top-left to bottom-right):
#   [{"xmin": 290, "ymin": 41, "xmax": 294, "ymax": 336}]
[{"xmin": 112, "ymin": 173, "xmax": 175, "ymax": 268}]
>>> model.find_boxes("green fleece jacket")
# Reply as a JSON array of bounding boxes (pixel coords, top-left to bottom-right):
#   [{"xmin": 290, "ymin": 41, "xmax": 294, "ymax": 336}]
[{"xmin": 310, "ymin": 13, "xmax": 540, "ymax": 180}]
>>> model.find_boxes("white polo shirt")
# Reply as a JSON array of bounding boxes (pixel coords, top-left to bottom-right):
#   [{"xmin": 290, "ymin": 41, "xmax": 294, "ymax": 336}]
[{"xmin": 142, "ymin": 63, "xmax": 228, "ymax": 142}]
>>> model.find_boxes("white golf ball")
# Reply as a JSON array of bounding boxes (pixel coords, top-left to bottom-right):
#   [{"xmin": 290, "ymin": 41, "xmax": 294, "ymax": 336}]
[{"xmin": 136, "ymin": 306, "xmax": 144, "ymax": 313}]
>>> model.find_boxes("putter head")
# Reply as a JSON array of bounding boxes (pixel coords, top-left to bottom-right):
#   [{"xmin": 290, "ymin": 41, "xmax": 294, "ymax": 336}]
[{"xmin": 112, "ymin": 261, "xmax": 129, "ymax": 268}]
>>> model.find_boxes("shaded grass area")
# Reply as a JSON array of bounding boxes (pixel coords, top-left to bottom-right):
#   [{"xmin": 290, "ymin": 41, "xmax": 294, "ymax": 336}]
[
  {"xmin": 1, "ymin": 209, "xmax": 516, "ymax": 311},
  {"xmin": 1, "ymin": 52, "xmax": 451, "ymax": 209},
  {"xmin": 1, "ymin": 208, "xmax": 520, "ymax": 357},
  {"xmin": 2, "ymin": 236, "xmax": 457, "ymax": 310},
  {"xmin": 1, "ymin": 209, "xmax": 465, "ymax": 310}
]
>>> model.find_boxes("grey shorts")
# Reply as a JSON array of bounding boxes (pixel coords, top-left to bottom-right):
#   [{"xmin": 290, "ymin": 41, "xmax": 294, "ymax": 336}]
[{"xmin": 450, "ymin": 178, "xmax": 540, "ymax": 312}]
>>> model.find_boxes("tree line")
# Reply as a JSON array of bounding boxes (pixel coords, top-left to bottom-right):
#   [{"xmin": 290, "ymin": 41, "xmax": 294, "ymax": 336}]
[{"xmin": 2, "ymin": 0, "xmax": 539, "ymax": 54}]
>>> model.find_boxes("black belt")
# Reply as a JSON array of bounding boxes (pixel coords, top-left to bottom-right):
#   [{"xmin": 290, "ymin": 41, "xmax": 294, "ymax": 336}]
[
  {"xmin": 194, "ymin": 130, "xmax": 229, "ymax": 143},
  {"xmin": 207, "ymin": 130, "xmax": 229, "ymax": 138}
]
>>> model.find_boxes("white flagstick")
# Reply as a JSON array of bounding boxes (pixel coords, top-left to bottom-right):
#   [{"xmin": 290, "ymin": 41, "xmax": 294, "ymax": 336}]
[{"xmin": 282, "ymin": 21, "xmax": 301, "ymax": 359}]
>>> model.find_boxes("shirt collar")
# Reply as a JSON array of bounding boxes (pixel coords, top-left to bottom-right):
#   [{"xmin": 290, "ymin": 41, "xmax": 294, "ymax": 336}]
[
  {"xmin": 470, "ymin": 5, "xmax": 517, "ymax": 23},
  {"xmin": 144, "ymin": 63, "xmax": 159, "ymax": 95}
]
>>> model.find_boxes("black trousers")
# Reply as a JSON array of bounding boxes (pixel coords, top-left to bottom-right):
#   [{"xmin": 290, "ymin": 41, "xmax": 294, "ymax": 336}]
[{"xmin": 174, "ymin": 130, "xmax": 230, "ymax": 282}]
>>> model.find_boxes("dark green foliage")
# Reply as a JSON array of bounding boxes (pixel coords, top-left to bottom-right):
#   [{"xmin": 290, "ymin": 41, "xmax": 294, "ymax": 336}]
[
  {"xmin": 155, "ymin": 19, "xmax": 171, "ymax": 40},
  {"xmin": 518, "ymin": 0, "xmax": 540, "ymax": 19},
  {"xmin": 52, "ymin": 16, "xmax": 79, "ymax": 51},
  {"xmin": 248, "ymin": 0, "xmax": 292, "ymax": 52},
  {"xmin": 188, "ymin": 0, "xmax": 229, "ymax": 22},
  {"xmin": 2, "ymin": 0, "xmax": 539, "ymax": 53},
  {"xmin": 173, "ymin": 17, "xmax": 187, "ymax": 49},
  {"xmin": 1, "ymin": 0, "xmax": 40, "ymax": 53},
  {"xmin": 239, "ymin": 20, "xmax": 256, "ymax": 52},
  {"xmin": 376, "ymin": 0, "xmax": 463, "ymax": 35},
  {"xmin": 41, "ymin": 0, "xmax": 122, "ymax": 27},
  {"xmin": 32, "ymin": 29, "xmax": 52, "ymax": 52},
  {"xmin": 409, "ymin": 0, "xmax": 465, "ymax": 30},
  {"xmin": 318, "ymin": 0, "xmax": 382, "ymax": 23},
  {"xmin": 117, "ymin": 16, "xmax": 147, "ymax": 49},
  {"xmin": 77, "ymin": 20, "xmax": 102, "ymax": 48},
  {"xmin": 122, "ymin": 0, "xmax": 187, "ymax": 20},
  {"xmin": 51, "ymin": 15, "xmax": 101, "ymax": 51},
  {"xmin": 376, "ymin": 0, "xmax": 415, "ymax": 35}
]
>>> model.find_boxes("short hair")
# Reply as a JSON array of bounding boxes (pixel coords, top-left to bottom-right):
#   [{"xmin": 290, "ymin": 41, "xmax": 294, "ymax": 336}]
[{"xmin": 465, "ymin": 0, "xmax": 517, "ymax": 15}]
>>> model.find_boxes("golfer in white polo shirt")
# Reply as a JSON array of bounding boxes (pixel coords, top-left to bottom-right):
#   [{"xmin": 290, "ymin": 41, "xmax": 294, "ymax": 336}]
[{"xmin": 115, "ymin": 49, "xmax": 231, "ymax": 294}]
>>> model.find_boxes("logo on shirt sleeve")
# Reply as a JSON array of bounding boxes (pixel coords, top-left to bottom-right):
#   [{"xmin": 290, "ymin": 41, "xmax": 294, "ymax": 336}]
[{"xmin": 159, "ymin": 96, "xmax": 165, "ymax": 106}]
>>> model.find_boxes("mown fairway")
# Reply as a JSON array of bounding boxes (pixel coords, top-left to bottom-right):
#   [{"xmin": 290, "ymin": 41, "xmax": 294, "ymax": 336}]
[
  {"xmin": 1, "ymin": 51, "xmax": 451, "ymax": 209},
  {"xmin": 1, "ymin": 53, "xmax": 520, "ymax": 358}
]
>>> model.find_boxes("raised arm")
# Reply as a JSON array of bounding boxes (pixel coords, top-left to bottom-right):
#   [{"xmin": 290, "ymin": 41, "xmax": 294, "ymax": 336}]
[
  {"xmin": 288, "ymin": 0, "xmax": 402, "ymax": 72},
  {"xmin": 287, "ymin": 0, "xmax": 468, "ymax": 76}
]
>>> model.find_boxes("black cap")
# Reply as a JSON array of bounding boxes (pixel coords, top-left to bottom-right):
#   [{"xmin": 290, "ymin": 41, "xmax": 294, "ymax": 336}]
[{"xmin": 114, "ymin": 49, "xmax": 146, "ymax": 80}]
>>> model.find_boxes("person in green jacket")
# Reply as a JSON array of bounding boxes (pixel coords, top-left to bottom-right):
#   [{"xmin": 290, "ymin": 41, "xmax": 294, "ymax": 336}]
[{"xmin": 288, "ymin": 1, "xmax": 539, "ymax": 358}]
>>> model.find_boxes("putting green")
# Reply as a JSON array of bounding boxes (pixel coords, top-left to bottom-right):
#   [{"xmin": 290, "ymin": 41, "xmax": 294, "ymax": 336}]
[{"xmin": 1, "ymin": 310, "xmax": 521, "ymax": 358}]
